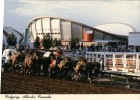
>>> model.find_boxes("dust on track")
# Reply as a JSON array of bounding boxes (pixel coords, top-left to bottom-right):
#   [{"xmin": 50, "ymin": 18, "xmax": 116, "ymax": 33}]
[{"xmin": 1, "ymin": 72, "xmax": 140, "ymax": 94}]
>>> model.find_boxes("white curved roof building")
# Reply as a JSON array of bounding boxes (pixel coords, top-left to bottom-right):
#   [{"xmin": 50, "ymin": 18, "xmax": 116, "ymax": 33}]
[
  {"xmin": 3, "ymin": 26, "xmax": 23, "ymax": 47},
  {"xmin": 28, "ymin": 16, "xmax": 128, "ymax": 43},
  {"xmin": 94, "ymin": 23, "xmax": 136, "ymax": 36}
]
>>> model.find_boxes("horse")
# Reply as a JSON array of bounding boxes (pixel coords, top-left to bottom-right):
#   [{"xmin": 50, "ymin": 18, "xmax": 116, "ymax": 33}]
[
  {"xmin": 23, "ymin": 50, "xmax": 39, "ymax": 75},
  {"xmin": 10, "ymin": 52, "xmax": 17, "ymax": 69},
  {"xmin": 42, "ymin": 55, "xmax": 51, "ymax": 76},
  {"xmin": 84, "ymin": 61, "xmax": 101, "ymax": 83},
  {"xmin": 24, "ymin": 54, "xmax": 34, "ymax": 74},
  {"xmin": 8, "ymin": 50, "xmax": 24, "ymax": 72},
  {"xmin": 72, "ymin": 57, "xmax": 87, "ymax": 81},
  {"xmin": 57, "ymin": 57, "xmax": 72, "ymax": 79},
  {"xmin": 32, "ymin": 52, "xmax": 40, "ymax": 75},
  {"xmin": 48, "ymin": 51, "xmax": 64, "ymax": 77},
  {"xmin": 72, "ymin": 57, "xmax": 101, "ymax": 82}
]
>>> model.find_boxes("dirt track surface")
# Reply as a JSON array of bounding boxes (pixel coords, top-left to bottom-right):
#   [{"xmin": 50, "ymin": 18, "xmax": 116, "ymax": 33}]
[{"xmin": 1, "ymin": 72, "xmax": 140, "ymax": 94}]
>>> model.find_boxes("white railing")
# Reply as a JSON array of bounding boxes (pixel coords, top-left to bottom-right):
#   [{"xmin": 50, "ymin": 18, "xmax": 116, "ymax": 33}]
[{"xmin": 85, "ymin": 52, "xmax": 140, "ymax": 73}]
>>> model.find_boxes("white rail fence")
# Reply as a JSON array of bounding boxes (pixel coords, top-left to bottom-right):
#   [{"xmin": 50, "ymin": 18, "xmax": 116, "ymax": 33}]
[{"xmin": 85, "ymin": 52, "xmax": 140, "ymax": 73}]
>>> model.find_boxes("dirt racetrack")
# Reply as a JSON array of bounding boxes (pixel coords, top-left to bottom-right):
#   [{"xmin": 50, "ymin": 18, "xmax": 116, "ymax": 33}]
[{"xmin": 1, "ymin": 72, "xmax": 140, "ymax": 94}]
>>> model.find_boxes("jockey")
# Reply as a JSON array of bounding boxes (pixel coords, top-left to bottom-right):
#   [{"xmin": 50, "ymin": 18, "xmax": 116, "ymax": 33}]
[{"xmin": 55, "ymin": 49, "xmax": 63, "ymax": 61}]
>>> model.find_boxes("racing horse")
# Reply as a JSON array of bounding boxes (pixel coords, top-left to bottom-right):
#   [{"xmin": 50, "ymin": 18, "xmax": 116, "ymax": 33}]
[
  {"xmin": 72, "ymin": 57, "xmax": 87, "ymax": 81},
  {"xmin": 23, "ymin": 51, "xmax": 39, "ymax": 75},
  {"xmin": 57, "ymin": 57, "xmax": 73, "ymax": 79},
  {"xmin": 48, "ymin": 50, "xmax": 64, "ymax": 77},
  {"xmin": 71, "ymin": 58, "xmax": 101, "ymax": 82},
  {"xmin": 84, "ymin": 61, "xmax": 101, "ymax": 83},
  {"xmin": 24, "ymin": 54, "xmax": 33, "ymax": 74},
  {"xmin": 48, "ymin": 56, "xmax": 61, "ymax": 78},
  {"xmin": 9, "ymin": 50, "xmax": 25, "ymax": 72}
]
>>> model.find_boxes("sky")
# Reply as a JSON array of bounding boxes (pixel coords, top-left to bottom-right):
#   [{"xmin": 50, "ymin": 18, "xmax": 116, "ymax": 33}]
[{"xmin": 2, "ymin": 0, "xmax": 140, "ymax": 33}]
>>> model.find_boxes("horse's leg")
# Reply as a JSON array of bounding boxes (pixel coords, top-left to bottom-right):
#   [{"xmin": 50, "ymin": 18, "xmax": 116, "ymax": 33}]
[
  {"xmin": 24, "ymin": 63, "xmax": 27, "ymax": 74},
  {"xmin": 75, "ymin": 73, "xmax": 80, "ymax": 81},
  {"xmin": 48, "ymin": 67, "xmax": 51, "ymax": 77},
  {"xmin": 71, "ymin": 71, "xmax": 77, "ymax": 81},
  {"xmin": 28, "ymin": 65, "xmax": 32, "ymax": 75},
  {"xmin": 40, "ymin": 64, "xmax": 44, "ymax": 76},
  {"xmin": 10, "ymin": 61, "xmax": 15, "ymax": 72}
]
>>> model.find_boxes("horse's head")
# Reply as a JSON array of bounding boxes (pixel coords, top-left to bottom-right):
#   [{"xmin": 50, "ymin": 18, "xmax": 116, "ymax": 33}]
[
  {"xmin": 26, "ymin": 56, "xmax": 34, "ymax": 66},
  {"xmin": 79, "ymin": 58, "xmax": 87, "ymax": 66},
  {"xmin": 16, "ymin": 51, "xmax": 21, "ymax": 58},
  {"xmin": 64, "ymin": 57, "xmax": 70, "ymax": 63},
  {"xmin": 32, "ymin": 53, "xmax": 39, "ymax": 60}
]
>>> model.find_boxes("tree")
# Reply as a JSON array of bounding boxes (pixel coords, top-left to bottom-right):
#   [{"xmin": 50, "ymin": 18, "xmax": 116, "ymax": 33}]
[
  {"xmin": 57, "ymin": 39, "xmax": 62, "ymax": 47},
  {"xmin": 42, "ymin": 34, "xmax": 52, "ymax": 49},
  {"xmin": 6, "ymin": 32, "xmax": 17, "ymax": 47},
  {"xmin": 69, "ymin": 37, "xmax": 79, "ymax": 49},
  {"xmin": 34, "ymin": 36, "xmax": 40, "ymax": 49},
  {"xmin": 52, "ymin": 38, "xmax": 57, "ymax": 47},
  {"xmin": 52, "ymin": 38, "xmax": 62, "ymax": 47}
]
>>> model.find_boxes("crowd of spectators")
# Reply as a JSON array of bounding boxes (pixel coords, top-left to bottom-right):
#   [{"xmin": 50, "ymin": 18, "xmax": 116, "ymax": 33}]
[
  {"xmin": 68, "ymin": 42, "xmax": 140, "ymax": 56},
  {"xmin": 68, "ymin": 42, "xmax": 140, "ymax": 54},
  {"xmin": 84, "ymin": 43, "xmax": 140, "ymax": 52}
]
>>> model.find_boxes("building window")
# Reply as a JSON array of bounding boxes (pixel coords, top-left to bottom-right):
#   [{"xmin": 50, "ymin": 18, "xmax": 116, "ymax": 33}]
[
  {"xmin": 104, "ymin": 34, "xmax": 112, "ymax": 40},
  {"xmin": 94, "ymin": 31, "xmax": 104, "ymax": 40}
]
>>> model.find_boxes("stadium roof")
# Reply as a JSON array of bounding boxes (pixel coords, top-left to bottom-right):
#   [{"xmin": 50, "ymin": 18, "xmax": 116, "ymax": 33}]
[
  {"xmin": 94, "ymin": 22, "xmax": 136, "ymax": 36},
  {"xmin": 28, "ymin": 16, "xmax": 128, "ymax": 40}
]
